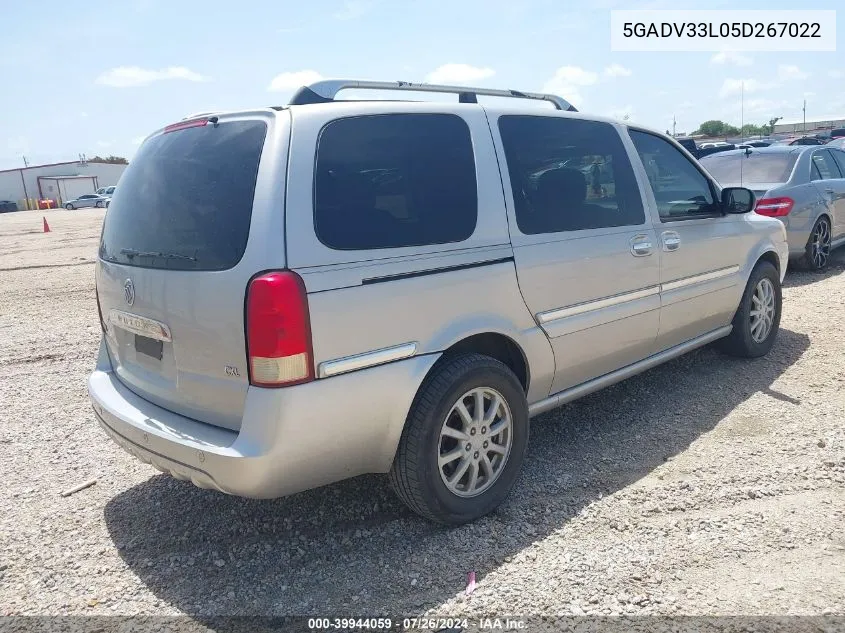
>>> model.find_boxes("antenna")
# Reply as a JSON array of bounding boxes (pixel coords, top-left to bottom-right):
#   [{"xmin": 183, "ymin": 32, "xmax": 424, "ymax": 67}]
[{"xmin": 740, "ymin": 82, "xmax": 744, "ymax": 186}]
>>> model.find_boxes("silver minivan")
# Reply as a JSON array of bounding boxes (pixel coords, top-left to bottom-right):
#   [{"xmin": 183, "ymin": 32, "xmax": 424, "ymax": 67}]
[{"xmin": 89, "ymin": 80, "xmax": 789, "ymax": 524}]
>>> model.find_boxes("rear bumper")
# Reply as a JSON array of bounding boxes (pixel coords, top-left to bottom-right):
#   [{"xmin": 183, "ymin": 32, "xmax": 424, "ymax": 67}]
[{"xmin": 88, "ymin": 339, "xmax": 439, "ymax": 498}]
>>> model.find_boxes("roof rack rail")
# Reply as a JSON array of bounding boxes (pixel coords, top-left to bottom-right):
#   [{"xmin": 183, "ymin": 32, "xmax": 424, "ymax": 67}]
[{"xmin": 288, "ymin": 79, "xmax": 577, "ymax": 112}]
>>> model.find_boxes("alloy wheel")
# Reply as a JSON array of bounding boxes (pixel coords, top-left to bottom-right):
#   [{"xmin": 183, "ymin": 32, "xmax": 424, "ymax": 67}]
[
  {"xmin": 438, "ymin": 387, "xmax": 513, "ymax": 498},
  {"xmin": 749, "ymin": 277, "xmax": 776, "ymax": 343},
  {"xmin": 810, "ymin": 218, "xmax": 831, "ymax": 269}
]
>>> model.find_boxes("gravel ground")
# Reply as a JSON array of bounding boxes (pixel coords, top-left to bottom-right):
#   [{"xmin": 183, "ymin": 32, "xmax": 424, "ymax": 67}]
[{"xmin": 1, "ymin": 208, "xmax": 843, "ymax": 621}]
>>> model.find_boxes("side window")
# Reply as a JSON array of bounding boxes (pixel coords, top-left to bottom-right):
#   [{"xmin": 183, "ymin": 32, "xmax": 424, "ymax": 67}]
[
  {"xmin": 314, "ymin": 113, "xmax": 477, "ymax": 250},
  {"xmin": 629, "ymin": 130, "xmax": 717, "ymax": 221},
  {"xmin": 831, "ymin": 149, "xmax": 845, "ymax": 176},
  {"xmin": 810, "ymin": 150, "xmax": 842, "ymax": 180},
  {"xmin": 497, "ymin": 115, "xmax": 644, "ymax": 235}
]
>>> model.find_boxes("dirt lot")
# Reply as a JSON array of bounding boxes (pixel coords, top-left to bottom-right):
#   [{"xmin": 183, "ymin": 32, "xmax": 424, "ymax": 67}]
[{"xmin": 1, "ymin": 208, "xmax": 843, "ymax": 620}]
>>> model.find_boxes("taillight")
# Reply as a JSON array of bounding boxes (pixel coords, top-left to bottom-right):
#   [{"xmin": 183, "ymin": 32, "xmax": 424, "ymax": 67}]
[
  {"xmin": 246, "ymin": 271, "xmax": 314, "ymax": 387},
  {"xmin": 755, "ymin": 196, "xmax": 794, "ymax": 217},
  {"xmin": 163, "ymin": 118, "xmax": 209, "ymax": 134}
]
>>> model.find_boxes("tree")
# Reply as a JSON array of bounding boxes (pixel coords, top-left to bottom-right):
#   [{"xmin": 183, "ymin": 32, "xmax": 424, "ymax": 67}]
[
  {"xmin": 765, "ymin": 117, "xmax": 782, "ymax": 134},
  {"xmin": 741, "ymin": 123, "xmax": 765, "ymax": 136},
  {"xmin": 694, "ymin": 120, "xmax": 729, "ymax": 136},
  {"xmin": 89, "ymin": 155, "xmax": 128, "ymax": 164}
]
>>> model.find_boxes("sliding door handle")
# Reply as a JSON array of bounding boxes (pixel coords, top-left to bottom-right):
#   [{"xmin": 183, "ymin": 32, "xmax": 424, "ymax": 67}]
[
  {"xmin": 630, "ymin": 234, "xmax": 653, "ymax": 257},
  {"xmin": 662, "ymin": 231, "xmax": 681, "ymax": 252}
]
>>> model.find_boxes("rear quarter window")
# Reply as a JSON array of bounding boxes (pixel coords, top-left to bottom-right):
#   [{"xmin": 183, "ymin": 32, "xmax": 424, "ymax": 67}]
[{"xmin": 313, "ymin": 113, "xmax": 478, "ymax": 250}]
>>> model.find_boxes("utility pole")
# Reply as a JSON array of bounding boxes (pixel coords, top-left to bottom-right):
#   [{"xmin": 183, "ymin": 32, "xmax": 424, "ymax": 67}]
[
  {"xmin": 803, "ymin": 100, "xmax": 806, "ymax": 134},
  {"xmin": 22, "ymin": 155, "xmax": 28, "ymax": 168},
  {"xmin": 672, "ymin": 115, "xmax": 677, "ymax": 137}
]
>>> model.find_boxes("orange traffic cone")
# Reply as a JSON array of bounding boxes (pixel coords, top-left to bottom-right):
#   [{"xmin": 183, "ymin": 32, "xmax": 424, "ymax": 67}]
[{"xmin": 42, "ymin": 217, "xmax": 50, "ymax": 233}]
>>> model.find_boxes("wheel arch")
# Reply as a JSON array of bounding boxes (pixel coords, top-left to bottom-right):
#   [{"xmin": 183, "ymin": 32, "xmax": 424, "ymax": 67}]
[
  {"xmin": 439, "ymin": 332, "xmax": 530, "ymax": 393},
  {"xmin": 755, "ymin": 249, "xmax": 781, "ymax": 278}
]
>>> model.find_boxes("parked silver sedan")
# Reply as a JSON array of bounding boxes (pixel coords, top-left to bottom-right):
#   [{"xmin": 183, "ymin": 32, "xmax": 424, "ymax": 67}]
[
  {"xmin": 64, "ymin": 194, "xmax": 109, "ymax": 210},
  {"xmin": 701, "ymin": 146, "xmax": 845, "ymax": 271}
]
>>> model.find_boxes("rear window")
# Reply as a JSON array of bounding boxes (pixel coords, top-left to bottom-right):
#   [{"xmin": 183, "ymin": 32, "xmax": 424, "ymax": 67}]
[
  {"xmin": 701, "ymin": 152, "xmax": 798, "ymax": 185},
  {"xmin": 99, "ymin": 120, "xmax": 267, "ymax": 271},
  {"xmin": 314, "ymin": 113, "xmax": 477, "ymax": 250}
]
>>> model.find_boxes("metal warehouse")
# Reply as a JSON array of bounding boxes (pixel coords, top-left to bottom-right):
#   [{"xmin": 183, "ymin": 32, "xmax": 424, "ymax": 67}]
[
  {"xmin": 772, "ymin": 116, "xmax": 845, "ymax": 135},
  {"xmin": 0, "ymin": 160, "xmax": 127, "ymax": 211}
]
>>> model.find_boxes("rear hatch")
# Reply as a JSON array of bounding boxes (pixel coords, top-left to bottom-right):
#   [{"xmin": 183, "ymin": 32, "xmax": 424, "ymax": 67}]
[{"xmin": 96, "ymin": 113, "xmax": 284, "ymax": 431}]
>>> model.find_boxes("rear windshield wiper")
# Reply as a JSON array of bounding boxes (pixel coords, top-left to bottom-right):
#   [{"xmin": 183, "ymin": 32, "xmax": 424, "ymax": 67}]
[{"xmin": 120, "ymin": 248, "xmax": 197, "ymax": 262}]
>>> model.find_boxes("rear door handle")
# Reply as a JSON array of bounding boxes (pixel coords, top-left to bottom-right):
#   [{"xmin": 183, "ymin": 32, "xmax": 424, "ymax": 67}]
[
  {"xmin": 662, "ymin": 231, "xmax": 681, "ymax": 252},
  {"xmin": 630, "ymin": 234, "xmax": 653, "ymax": 257}
]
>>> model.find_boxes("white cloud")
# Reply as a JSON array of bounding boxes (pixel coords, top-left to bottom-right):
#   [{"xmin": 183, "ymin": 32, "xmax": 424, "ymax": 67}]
[
  {"xmin": 541, "ymin": 66, "xmax": 599, "ymax": 106},
  {"xmin": 96, "ymin": 66, "xmax": 208, "ymax": 87},
  {"xmin": 710, "ymin": 51, "xmax": 753, "ymax": 67},
  {"xmin": 267, "ymin": 70, "xmax": 324, "ymax": 92},
  {"xmin": 131, "ymin": 136, "xmax": 146, "ymax": 146},
  {"xmin": 743, "ymin": 98, "xmax": 788, "ymax": 115},
  {"xmin": 778, "ymin": 64, "xmax": 808, "ymax": 81},
  {"xmin": 96, "ymin": 141, "xmax": 112, "ymax": 149},
  {"xmin": 333, "ymin": 0, "xmax": 377, "ymax": 20},
  {"xmin": 425, "ymin": 64, "xmax": 495, "ymax": 84},
  {"xmin": 677, "ymin": 100, "xmax": 694, "ymax": 110},
  {"xmin": 604, "ymin": 63, "xmax": 632, "ymax": 78},
  {"xmin": 829, "ymin": 70, "xmax": 844, "ymax": 79},
  {"xmin": 718, "ymin": 78, "xmax": 773, "ymax": 98}
]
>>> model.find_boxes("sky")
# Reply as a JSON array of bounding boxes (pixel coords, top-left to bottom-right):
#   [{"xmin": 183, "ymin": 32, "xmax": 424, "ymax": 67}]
[{"xmin": 1, "ymin": 0, "xmax": 843, "ymax": 170}]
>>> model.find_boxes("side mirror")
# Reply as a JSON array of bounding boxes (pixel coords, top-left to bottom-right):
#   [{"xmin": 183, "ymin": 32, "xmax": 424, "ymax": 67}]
[{"xmin": 722, "ymin": 187, "xmax": 755, "ymax": 214}]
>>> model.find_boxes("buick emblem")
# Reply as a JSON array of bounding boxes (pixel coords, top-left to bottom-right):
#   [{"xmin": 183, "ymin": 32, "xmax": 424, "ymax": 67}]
[{"xmin": 124, "ymin": 279, "xmax": 135, "ymax": 306}]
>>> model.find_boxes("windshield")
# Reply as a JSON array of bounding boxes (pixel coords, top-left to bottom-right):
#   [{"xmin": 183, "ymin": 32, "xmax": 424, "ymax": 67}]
[
  {"xmin": 701, "ymin": 152, "xmax": 798, "ymax": 185},
  {"xmin": 99, "ymin": 120, "xmax": 267, "ymax": 271}
]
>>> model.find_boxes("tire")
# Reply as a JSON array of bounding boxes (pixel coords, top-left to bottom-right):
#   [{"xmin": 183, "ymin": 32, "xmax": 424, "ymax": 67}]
[
  {"xmin": 96, "ymin": 201, "xmax": 104, "ymax": 208},
  {"xmin": 794, "ymin": 216, "xmax": 832, "ymax": 272},
  {"xmin": 717, "ymin": 260, "xmax": 781, "ymax": 358},
  {"xmin": 65, "ymin": 203, "xmax": 74, "ymax": 210},
  {"xmin": 389, "ymin": 353, "xmax": 529, "ymax": 525}
]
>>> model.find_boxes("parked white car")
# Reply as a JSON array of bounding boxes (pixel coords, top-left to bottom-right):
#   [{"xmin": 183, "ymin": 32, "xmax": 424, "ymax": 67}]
[{"xmin": 65, "ymin": 194, "xmax": 109, "ymax": 210}]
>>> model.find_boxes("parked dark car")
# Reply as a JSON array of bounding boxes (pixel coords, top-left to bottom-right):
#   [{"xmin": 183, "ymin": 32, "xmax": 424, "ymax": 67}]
[
  {"xmin": 830, "ymin": 128, "xmax": 845, "ymax": 140},
  {"xmin": 698, "ymin": 143, "xmax": 737, "ymax": 157},
  {"xmin": 0, "ymin": 200, "xmax": 19, "ymax": 213},
  {"xmin": 782, "ymin": 137, "xmax": 824, "ymax": 146},
  {"xmin": 676, "ymin": 137, "xmax": 699, "ymax": 157}
]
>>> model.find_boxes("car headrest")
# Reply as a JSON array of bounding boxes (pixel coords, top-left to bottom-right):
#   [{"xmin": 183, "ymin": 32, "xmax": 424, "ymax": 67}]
[{"xmin": 536, "ymin": 167, "xmax": 587, "ymax": 209}]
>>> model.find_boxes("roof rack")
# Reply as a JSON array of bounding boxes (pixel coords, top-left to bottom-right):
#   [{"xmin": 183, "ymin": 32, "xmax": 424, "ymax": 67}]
[{"xmin": 288, "ymin": 79, "xmax": 577, "ymax": 112}]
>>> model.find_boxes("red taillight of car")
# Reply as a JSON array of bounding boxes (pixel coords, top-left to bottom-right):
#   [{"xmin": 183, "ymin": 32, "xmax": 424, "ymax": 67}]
[
  {"xmin": 163, "ymin": 118, "xmax": 209, "ymax": 134},
  {"xmin": 246, "ymin": 271, "xmax": 314, "ymax": 387},
  {"xmin": 755, "ymin": 196, "xmax": 794, "ymax": 217}
]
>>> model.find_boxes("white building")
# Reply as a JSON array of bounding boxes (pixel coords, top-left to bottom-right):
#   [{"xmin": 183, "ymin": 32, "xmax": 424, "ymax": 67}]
[
  {"xmin": 773, "ymin": 116, "xmax": 845, "ymax": 135},
  {"xmin": 0, "ymin": 160, "xmax": 127, "ymax": 211}
]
